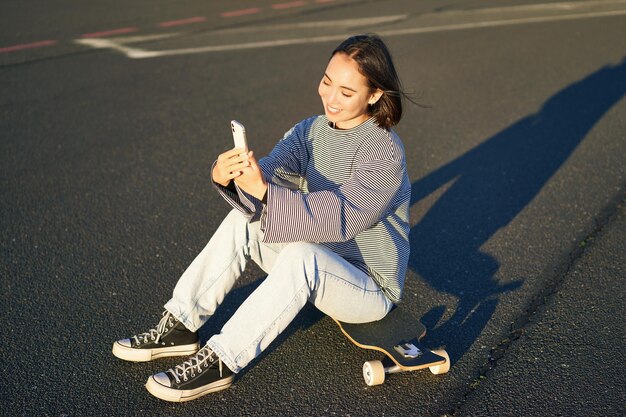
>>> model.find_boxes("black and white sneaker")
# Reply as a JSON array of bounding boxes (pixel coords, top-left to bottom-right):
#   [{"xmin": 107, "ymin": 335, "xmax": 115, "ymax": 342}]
[
  {"xmin": 145, "ymin": 345, "xmax": 234, "ymax": 402},
  {"xmin": 112, "ymin": 311, "xmax": 200, "ymax": 362}
]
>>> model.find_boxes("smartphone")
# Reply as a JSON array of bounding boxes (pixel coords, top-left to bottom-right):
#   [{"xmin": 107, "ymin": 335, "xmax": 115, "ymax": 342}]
[{"xmin": 231, "ymin": 120, "xmax": 248, "ymax": 152}]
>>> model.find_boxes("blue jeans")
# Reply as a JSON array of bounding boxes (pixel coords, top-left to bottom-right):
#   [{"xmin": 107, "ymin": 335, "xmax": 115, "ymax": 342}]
[{"xmin": 164, "ymin": 209, "xmax": 393, "ymax": 373}]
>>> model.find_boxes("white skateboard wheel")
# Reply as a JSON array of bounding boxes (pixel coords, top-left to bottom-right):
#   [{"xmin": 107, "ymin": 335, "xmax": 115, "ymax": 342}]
[
  {"xmin": 363, "ymin": 360, "xmax": 385, "ymax": 386},
  {"xmin": 429, "ymin": 349, "xmax": 450, "ymax": 375}
]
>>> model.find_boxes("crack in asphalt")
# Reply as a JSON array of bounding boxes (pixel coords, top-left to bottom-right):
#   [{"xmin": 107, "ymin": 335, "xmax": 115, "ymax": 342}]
[{"xmin": 445, "ymin": 186, "xmax": 626, "ymax": 416}]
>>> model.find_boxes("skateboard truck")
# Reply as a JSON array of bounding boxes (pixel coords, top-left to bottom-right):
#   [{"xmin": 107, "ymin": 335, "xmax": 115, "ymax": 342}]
[{"xmin": 394, "ymin": 343, "xmax": 423, "ymax": 359}]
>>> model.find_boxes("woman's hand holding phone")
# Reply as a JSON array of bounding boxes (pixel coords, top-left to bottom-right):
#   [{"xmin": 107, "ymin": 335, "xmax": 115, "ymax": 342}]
[
  {"xmin": 212, "ymin": 120, "xmax": 251, "ymax": 187},
  {"xmin": 212, "ymin": 148, "xmax": 250, "ymax": 187},
  {"xmin": 212, "ymin": 120, "xmax": 267, "ymax": 200}
]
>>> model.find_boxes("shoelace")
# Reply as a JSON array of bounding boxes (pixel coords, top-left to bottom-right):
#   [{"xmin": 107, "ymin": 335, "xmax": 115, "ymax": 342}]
[
  {"xmin": 168, "ymin": 346, "xmax": 221, "ymax": 383},
  {"xmin": 132, "ymin": 311, "xmax": 174, "ymax": 346}
]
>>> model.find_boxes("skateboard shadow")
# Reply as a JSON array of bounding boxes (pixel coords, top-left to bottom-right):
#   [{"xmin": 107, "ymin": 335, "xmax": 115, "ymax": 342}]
[{"xmin": 409, "ymin": 57, "xmax": 626, "ymax": 362}]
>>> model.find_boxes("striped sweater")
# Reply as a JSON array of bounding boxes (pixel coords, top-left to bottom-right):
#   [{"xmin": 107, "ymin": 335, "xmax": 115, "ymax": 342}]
[{"xmin": 214, "ymin": 115, "xmax": 411, "ymax": 303}]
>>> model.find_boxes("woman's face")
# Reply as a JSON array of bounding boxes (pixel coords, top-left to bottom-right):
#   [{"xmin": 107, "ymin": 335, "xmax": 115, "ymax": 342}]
[{"xmin": 318, "ymin": 53, "xmax": 382, "ymax": 129}]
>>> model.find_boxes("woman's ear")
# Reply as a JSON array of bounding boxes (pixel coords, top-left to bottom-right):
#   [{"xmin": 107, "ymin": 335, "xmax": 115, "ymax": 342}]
[{"xmin": 369, "ymin": 89, "xmax": 384, "ymax": 105}]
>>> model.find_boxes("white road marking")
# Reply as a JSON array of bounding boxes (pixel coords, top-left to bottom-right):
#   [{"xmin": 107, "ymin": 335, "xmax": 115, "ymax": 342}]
[
  {"xmin": 453, "ymin": 0, "xmax": 626, "ymax": 14},
  {"xmin": 379, "ymin": 8, "xmax": 626, "ymax": 37},
  {"xmin": 74, "ymin": 1, "xmax": 626, "ymax": 59},
  {"xmin": 75, "ymin": 33, "xmax": 180, "ymax": 58}
]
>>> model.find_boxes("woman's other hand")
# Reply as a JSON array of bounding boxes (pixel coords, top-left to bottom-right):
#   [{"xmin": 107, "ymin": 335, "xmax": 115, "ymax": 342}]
[{"xmin": 234, "ymin": 151, "xmax": 268, "ymax": 200}]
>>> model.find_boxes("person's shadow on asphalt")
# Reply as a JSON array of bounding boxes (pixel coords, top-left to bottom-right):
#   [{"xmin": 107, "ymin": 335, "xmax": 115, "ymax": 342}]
[{"xmin": 410, "ymin": 57, "xmax": 626, "ymax": 363}]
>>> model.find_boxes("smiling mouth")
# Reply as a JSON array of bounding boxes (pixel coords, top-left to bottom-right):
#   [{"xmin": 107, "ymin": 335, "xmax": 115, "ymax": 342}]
[{"xmin": 327, "ymin": 105, "xmax": 341, "ymax": 114}]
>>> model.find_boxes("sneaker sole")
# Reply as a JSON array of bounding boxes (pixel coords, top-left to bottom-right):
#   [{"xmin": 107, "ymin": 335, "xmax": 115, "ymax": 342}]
[
  {"xmin": 145, "ymin": 374, "xmax": 234, "ymax": 402},
  {"xmin": 112, "ymin": 341, "xmax": 200, "ymax": 362}
]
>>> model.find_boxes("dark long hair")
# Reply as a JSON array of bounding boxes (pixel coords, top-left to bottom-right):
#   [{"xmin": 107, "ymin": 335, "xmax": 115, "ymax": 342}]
[{"xmin": 332, "ymin": 34, "xmax": 405, "ymax": 129}]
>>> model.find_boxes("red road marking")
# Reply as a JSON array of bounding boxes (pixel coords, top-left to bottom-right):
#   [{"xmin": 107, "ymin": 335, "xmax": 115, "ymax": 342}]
[
  {"xmin": 1, "ymin": 1, "xmax": 336, "ymax": 54},
  {"xmin": 80, "ymin": 27, "xmax": 138, "ymax": 38},
  {"xmin": 272, "ymin": 1, "xmax": 307, "ymax": 9},
  {"xmin": 221, "ymin": 8, "xmax": 263, "ymax": 18},
  {"xmin": 158, "ymin": 16, "xmax": 207, "ymax": 28},
  {"xmin": 0, "ymin": 40, "xmax": 57, "ymax": 53}
]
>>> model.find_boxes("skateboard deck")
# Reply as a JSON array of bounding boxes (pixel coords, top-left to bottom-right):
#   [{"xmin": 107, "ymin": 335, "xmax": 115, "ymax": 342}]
[{"xmin": 333, "ymin": 306, "xmax": 449, "ymax": 385}]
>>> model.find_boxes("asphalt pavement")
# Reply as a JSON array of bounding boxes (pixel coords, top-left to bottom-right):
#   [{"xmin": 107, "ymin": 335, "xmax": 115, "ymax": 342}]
[
  {"xmin": 456, "ymin": 197, "xmax": 625, "ymax": 416},
  {"xmin": 1, "ymin": 0, "xmax": 625, "ymax": 415}
]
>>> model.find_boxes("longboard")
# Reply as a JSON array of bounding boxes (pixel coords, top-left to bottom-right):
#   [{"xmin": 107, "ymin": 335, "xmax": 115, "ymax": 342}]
[{"xmin": 333, "ymin": 306, "xmax": 450, "ymax": 385}]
